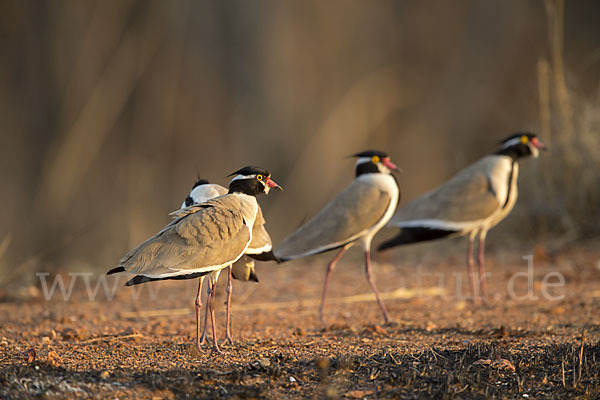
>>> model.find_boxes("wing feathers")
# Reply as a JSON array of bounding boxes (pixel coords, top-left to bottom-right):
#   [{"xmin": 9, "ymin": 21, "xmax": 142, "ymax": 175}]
[
  {"xmin": 275, "ymin": 179, "xmax": 391, "ymax": 260},
  {"xmin": 116, "ymin": 195, "xmax": 254, "ymax": 278},
  {"xmin": 389, "ymin": 157, "xmax": 504, "ymax": 226}
]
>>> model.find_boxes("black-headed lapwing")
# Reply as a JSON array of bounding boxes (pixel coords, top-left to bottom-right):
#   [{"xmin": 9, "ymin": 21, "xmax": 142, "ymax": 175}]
[
  {"xmin": 108, "ymin": 166, "xmax": 282, "ymax": 352},
  {"xmin": 181, "ymin": 178, "xmax": 276, "ymax": 345},
  {"xmin": 378, "ymin": 133, "xmax": 546, "ymax": 303},
  {"xmin": 275, "ymin": 151, "xmax": 400, "ymax": 323}
]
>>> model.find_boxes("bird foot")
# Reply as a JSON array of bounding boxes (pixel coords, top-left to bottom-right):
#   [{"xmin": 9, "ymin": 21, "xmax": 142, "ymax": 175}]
[
  {"xmin": 197, "ymin": 333, "xmax": 208, "ymax": 347},
  {"xmin": 383, "ymin": 319, "xmax": 397, "ymax": 327}
]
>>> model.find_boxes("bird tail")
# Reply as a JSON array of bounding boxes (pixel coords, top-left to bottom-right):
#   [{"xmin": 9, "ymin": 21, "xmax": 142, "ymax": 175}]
[
  {"xmin": 248, "ymin": 250, "xmax": 281, "ymax": 263},
  {"xmin": 378, "ymin": 227, "xmax": 459, "ymax": 251},
  {"xmin": 107, "ymin": 266, "xmax": 125, "ymax": 275}
]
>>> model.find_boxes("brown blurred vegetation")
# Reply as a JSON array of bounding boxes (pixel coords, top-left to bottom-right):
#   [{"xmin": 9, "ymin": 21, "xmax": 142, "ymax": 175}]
[{"xmin": 0, "ymin": 0, "xmax": 598, "ymax": 285}]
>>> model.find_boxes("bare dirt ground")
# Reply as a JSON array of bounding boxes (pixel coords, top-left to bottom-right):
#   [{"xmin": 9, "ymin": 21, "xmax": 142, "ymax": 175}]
[{"xmin": 1, "ymin": 245, "xmax": 599, "ymax": 399}]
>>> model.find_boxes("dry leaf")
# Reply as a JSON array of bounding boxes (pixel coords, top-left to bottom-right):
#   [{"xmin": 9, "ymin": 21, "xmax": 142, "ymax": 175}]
[
  {"xmin": 346, "ymin": 389, "xmax": 373, "ymax": 398},
  {"xmin": 472, "ymin": 358, "xmax": 515, "ymax": 372},
  {"xmin": 373, "ymin": 325, "xmax": 386, "ymax": 335},
  {"xmin": 47, "ymin": 350, "xmax": 61, "ymax": 367},
  {"xmin": 492, "ymin": 358, "xmax": 516, "ymax": 372},
  {"xmin": 23, "ymin": 348, "xmax": 35, "ymax": 364}
]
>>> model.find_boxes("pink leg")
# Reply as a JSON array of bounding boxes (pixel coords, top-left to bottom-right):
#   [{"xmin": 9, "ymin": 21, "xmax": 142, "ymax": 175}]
[
  {"xmin": 466, "ymin": 232, "xmax": 477, "ymax": 303},
  {"xmin": 198, "ymin": 277, "xmax": 212, "ymax": 344},
  {"xmin": 224, "ymin": 266, "xmax": 233, "ymax": 344},
  {"xmin": 208, "ymin": 279, "xmax": 221, "ymax": 353},
  {"xmin": 319, "ymin": 244, "xmax": 351, "ymax": 322},
  {"xmin": 194, "ymin": 277, "xmax": 205, "ymax": 351},
  {"xmin": 364, "ymin": 250, "xmax": 391, "ymax": 323},
  {"xmin": 477, "ymin": 231, "xmax": 488, "ymax": 304}
]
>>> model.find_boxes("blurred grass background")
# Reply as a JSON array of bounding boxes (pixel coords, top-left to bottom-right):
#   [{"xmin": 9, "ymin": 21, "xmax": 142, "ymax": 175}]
[{"xmin": 0, "ymin": 0, "xmax": 598, "ymax": 285}]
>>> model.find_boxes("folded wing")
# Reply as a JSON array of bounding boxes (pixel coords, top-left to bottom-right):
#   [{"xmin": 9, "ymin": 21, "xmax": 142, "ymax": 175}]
[
  {"xmin": 389, "ymin": 159, "xmax": 501, "ymax": 228},
  {"xmin": 275, "ymin": 179, "xmax": 391, "ymax": 261},
  {"xmin": 117, "ymin": 196, "xmax": 252, "ymax": 278}
]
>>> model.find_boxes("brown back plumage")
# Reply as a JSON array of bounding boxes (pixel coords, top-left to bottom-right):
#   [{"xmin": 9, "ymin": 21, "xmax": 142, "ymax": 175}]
[
  {"xmin": 390, "ymin": 156, "xmax": 504, "ymax": 225},
  {"xmin": 275, "ymin": 178, "xmax": 391, "ymax": 260},
  {"xmin": 118, "ymin": 194, "xmax": 256, "ymax": 278}
]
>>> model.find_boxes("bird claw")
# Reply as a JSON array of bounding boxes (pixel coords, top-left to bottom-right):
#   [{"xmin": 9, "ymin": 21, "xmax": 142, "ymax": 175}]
[
  {"xmin": 223, "ymin": 336, "xmax": 234, "ymax": 346},
  {"xmin": 196, "ymin": 332, "xmax": 208, "ymax": 350}
]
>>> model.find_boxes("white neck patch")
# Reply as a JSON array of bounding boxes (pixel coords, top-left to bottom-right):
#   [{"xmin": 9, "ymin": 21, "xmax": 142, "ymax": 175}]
[
  {"xmin": 500, "ymin": 137, "xmax": 522, "ymax": 149},
  {"xmin": 355, "ymin": 157, "xmax": 372, "ymax": 166},
  {"xmin": 230, "ymin": 174, "xmax": 257, "ymax": 182}
]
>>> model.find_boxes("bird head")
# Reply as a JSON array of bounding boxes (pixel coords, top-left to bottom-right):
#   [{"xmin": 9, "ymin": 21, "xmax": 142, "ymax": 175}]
[
  {"xmin": 181, "ymin": 178, "xmax": 210, "ymax": 208},
  {"xmin": 497, "ymin": 133, "xmax": 547, "ymax": 159},
  {"xmin": 227, "ymin": 166, "xmax": 282, "ymax": 196},
  {"xmin": 353, "ymin": 150, "xmax": 400, "ymax": 176},
  {"xmin": 181, "ymin": 178, "xmax": 230, "ymax": 209}
]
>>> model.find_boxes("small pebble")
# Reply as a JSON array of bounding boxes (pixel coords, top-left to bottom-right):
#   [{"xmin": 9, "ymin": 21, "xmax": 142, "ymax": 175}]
[{"xmin": 258, "ymin": 358, "xmax": 270, "ymax": 368}]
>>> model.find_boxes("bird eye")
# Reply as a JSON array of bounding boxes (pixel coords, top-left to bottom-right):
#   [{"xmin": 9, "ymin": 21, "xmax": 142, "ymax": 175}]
[
  {"xmin": 371, "ymin": 155, "xmax": 380, "ymax": 163},
  {"xmin": 256, "ymin": 174, "xmax": 263, "ymax": 181},
  {"xmin": 521, "ymin": 136, "xmax": 529, "ymax": 144}
]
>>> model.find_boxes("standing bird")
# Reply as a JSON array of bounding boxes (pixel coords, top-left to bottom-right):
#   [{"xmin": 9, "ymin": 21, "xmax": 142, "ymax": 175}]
[
  {"xmin": 378, "ymin": 133, "xmax": 546, "ymax": 303},
  {"xmin": 275, "ymin": 151, "xmax": 400, "ymax": 323},
  {"xmin": 180, "ymin": 178, "xmax": 277, "ymax": 345},
  {"xmin": 108, "ymin": 167, "xmax": 282, "ymax": 352}
]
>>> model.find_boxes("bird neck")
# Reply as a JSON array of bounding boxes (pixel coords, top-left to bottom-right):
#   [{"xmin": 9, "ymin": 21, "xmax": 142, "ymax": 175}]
[
  {"xmin": 495, "ymin": 144, "xmax": 530, "ymax": 160},
  {"xmin": 355, "ymin": 162, "xmax": 381, "ymax": 177},
  {"xmin": 228, "ymin": 179, "xmax": 263, "ymax": 196}
]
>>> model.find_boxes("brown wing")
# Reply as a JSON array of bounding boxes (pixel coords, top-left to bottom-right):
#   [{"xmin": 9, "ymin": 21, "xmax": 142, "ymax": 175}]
[
  {"xmin": 118, "ymin": 196, "xmax": 252, "ymax": 278},
  {"xmin": 390, "ymin": 158, "xmax": 501, "ymax": 225},
  {"xmin": 275, "ymin": 179, "xmax": 391, "ymax": 260}
]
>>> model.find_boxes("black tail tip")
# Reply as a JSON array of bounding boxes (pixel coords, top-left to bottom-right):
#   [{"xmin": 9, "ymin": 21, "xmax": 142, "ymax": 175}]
[
  {"xmin": 377, "ymin": 234, "xmax": 406, "ymax": 252},
  {"xmin": 125, "ymin": 275, "xmax": 153, "ymax": 286},
  {"xmin": 377, "ymin": 227, "xmax": 459, "ymax": 251},
  {"xmin": 377, "ymin": 243, "xmax": 393, "ymax": 252},
  {"xmin": 107, "ymin": 266, "xmax": 126, "ymax": 275},
  {"xmin": 248, "ymin": 250, "xmax": 281, "ymax": 263}
]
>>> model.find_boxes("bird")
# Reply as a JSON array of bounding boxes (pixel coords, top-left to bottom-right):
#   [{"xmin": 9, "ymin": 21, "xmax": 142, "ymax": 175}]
[
  {"xmin": 378, "ymin": 133, "xmax": 547, "ymax": 303},
  {"xmin": 274, "ymin": 150, "xmax": 400, "ymax": 323},
  {"xmin": 108, "ymin": 166, "xmax": 282, "ymax": 352},
  {"xmin": 180, "ymin": 178, "xmax": 277, "ymax": 345}
]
